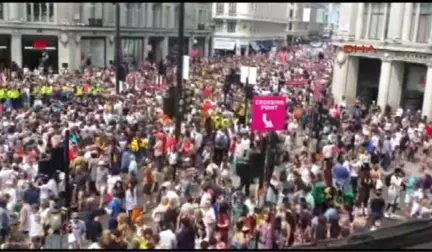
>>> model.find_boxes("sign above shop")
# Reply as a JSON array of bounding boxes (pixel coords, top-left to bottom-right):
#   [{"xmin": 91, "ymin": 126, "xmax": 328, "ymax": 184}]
[{"xmin": 32, "ymin": 40, "xmax": 48, "ymax": 50}]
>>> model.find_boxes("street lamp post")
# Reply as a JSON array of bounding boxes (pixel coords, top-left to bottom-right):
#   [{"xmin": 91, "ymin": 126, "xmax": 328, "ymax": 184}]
[
  {"xmin": 173, "ymin": 2, "xmax": 185, "ymax": 181},
  {"xmin": 115, "ymin": 3, "xmax": 121, "ymax": 94}
]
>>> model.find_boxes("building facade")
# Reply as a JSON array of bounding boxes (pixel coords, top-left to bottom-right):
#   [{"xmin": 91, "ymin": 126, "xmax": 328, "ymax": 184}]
[
  {"xmin": 286, "ymin": 2, "xmax": 328, "ymax": 44},
  {"xmin": 0, "ymin": 2, "xmax": 213, "ymax": 71},
  {"xmin": 211, "ymin": 3, "xmax": 288, "ymax": 55},
  {"xmin": 332, "ymin": 3, "xmax": 432, "ymax": 119}
]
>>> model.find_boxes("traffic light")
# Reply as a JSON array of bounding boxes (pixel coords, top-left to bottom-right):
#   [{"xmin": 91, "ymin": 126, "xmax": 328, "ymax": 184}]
[
  {"xmin": 182, "ymin": 88, "xmax": 194, "ymax": 115},
  {"xmin": 163, "ymin": 86, "xmax": 175, "ymax": 118}
]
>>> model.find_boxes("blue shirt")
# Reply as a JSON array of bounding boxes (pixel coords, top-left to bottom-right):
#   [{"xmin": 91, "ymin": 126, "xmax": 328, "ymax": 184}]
[
  {"xmin": 108, "ymin": 198, "xmax": 122, "ymax": 220},
  {"xmin": 324, "ymin": 207, "xmax": 338, "ymax": 224},
  {"xmin": 120, "ymin": 151, "xmax": 131, "ymax": 173}
]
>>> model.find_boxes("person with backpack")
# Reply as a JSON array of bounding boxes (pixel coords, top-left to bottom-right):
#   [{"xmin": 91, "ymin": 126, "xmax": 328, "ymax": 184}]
[{"xmin": 214, "ymin": 129, "xmax": 229, "ymax": 166}]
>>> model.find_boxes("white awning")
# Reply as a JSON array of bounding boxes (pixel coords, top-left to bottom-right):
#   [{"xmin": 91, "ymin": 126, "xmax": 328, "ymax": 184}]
[{"xmin": 214, "ymin": 39, "xmax": 236, "ymax": 50}]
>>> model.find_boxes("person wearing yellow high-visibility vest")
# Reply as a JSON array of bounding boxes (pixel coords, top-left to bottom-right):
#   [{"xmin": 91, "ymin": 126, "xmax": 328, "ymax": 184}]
[
  {"xmin": 213, "ymin": 115, "xmax": 222, "ymax": 130},
  {"xmin": 0, "ymin": 88, "xmax": 5, "ymax": 102},
  {"xmin": 139, "ymin": 137, "xmax": 148, "ymax": 160},
  {"xmin": 32, "ymin": 86, "xmax": 41, "ymax": 98},
  {"xmin": 46, "ymin": 86, "xmax": 53, "ymax": 96},
  {"xmin": 75, "ymin": 86, "xmax": 83, "ymax": 96},
  {"xmin": 221, "ymin": 118, "xmax": 231, "ymax": 129},
  {"xmin": 130, "ymin": 138, "xmax": 139, "ymax": 153},
  {"xmin": 6, "ymin": 89, "xmax": 15, "ymax": 100}
]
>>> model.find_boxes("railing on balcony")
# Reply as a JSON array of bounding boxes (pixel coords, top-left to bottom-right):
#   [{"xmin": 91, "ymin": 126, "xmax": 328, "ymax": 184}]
[
  {"xmin": 88, "ymin": 18, "xmax": 103, "ymax": 27},
  {"xmin": 197, "ymin": 23, "xmax": 205, "ymax": 30}
]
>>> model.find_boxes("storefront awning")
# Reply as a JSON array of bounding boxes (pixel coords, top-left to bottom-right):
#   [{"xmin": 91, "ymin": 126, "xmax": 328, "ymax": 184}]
[
  {"xmin": 214, "ymin": 39, "xmax": 236, "ymax": 51},
  {"xmin": 255, "ymin": 40, "xmax": 274, "ymax": 51},
  {"xmin": 250, "ymin": 42, "xmax": 260, "ymax": 51}
]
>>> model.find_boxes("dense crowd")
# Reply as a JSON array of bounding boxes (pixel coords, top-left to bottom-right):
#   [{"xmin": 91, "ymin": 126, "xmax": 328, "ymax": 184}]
[{"xmin": 0, "ymin": 43, "xmax": 431, "ymax": 249}]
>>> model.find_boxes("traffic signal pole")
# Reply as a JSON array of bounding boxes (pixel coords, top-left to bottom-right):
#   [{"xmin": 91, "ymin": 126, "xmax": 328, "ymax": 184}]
[
  {"xmin": 173, "ymin": 2, "xmax": 185, "ymax": 181},
  {"xmin": 115, "ymin": 3, "xmax": 121, "ymax": 94}
]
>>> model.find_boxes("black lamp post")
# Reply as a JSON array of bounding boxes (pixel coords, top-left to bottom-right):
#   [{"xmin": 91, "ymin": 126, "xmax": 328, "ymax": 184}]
[
  {"xmin": 173, "ymin": 2, "xmax": 185, "ymax": 181},
  {"xmin": 115, "ymin": 3, "xmax": 121, "ymax": 94}
]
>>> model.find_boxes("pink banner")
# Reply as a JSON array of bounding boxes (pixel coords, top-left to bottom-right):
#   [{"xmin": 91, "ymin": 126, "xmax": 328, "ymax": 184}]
[{"xmin": 251, "ymin": 96, "xmax": 286, "ymax": 132}]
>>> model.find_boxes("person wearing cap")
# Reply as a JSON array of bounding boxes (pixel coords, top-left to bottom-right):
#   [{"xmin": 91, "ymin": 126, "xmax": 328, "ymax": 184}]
[{"xmin": 70, "ymin": 211, "xmax": 86, "ymax": 249}]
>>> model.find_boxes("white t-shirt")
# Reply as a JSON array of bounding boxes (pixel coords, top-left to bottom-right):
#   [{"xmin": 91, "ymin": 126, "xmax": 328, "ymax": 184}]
[
  {"xmin": 107, "ymin": 175, "xmax": 121, "ymax": 195},
  {"xmin": 311, "ymin": 164, "xmax": 321, "ymax": 176},
  {"xmin": 125, "ymin": 188, "xmax": 137, "ymax": 211},
  {"xmin": 200, "ymin": 192, "xmax": 212, "ymax": 207},
  {"xmin": 39, "ymin": 179, "xmax": 58, "ymax": 200},
  {"xmin": 159, "ymin": 229, "xmax": 177, "ymax": 249},
  {"xmin": 203, "ymin": 207, "xmax": 216, "ymax": 227},
  {"xmin": 322, "ymin": 144, "xmax": 334, "ymax": 159}
]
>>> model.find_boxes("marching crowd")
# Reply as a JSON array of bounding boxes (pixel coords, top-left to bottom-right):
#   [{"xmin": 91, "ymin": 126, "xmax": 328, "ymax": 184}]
[{"xmin": 0, "ymin": 43, "xmax": 430, "ymax": 250}]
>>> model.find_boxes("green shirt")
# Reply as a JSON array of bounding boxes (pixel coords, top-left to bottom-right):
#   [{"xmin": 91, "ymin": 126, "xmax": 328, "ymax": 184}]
[
  {"xmin": 312, "ymin": 181, "xmax": 326, "ymax": 204},
  {"xmin": 305, "ymin": 192, "xmax": 315, "ymax": 210}
]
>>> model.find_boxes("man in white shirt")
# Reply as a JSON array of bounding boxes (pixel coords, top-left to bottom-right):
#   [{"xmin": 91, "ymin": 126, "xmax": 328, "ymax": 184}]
[
  {"xmin": 158, "ymin": 223, "xmax": 177, "ymax": 249},
  {"xmin": 202, "ymin": 201, "xmax": 216, "ymax": 239},
  {"xmin": 322, "ymin": 142, "xmax": 334, "ymax": 160},
  {"xmin": 39, "ymin": 177, "xmax": 58, "ymax": 200}
]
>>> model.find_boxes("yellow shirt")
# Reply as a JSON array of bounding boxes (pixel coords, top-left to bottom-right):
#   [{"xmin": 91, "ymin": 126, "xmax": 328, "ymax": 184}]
[
  {"xmin": 130, "ymin": 139, "xmax": 139, "ymax": 152},
  {"xmin": 76, "ymin": 87, "xmax": 83, "ymax": 96},
  {"xmin": 139, "ymin": 139, "xmax": 147, "ymax": 149}
]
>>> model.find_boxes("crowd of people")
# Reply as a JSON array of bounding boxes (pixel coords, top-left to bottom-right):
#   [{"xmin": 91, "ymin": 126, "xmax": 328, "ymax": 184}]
[{"xmin": 0, "ymin": 43, "xmax": 431, "ymax": 250}]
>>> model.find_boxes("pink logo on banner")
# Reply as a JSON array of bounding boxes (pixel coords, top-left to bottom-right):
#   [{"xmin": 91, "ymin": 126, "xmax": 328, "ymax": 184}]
[{"xmin": 251, "ymin": 96, "xmax": 286, "ymax": 132}]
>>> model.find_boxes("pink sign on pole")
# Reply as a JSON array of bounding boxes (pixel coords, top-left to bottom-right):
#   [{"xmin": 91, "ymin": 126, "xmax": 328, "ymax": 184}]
[{"xmin": 251, "ymin": 96, "xmax": 286, "ymax": 132}]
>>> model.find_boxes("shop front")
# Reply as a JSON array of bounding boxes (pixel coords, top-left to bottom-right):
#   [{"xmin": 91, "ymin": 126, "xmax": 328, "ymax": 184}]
[
  {"xmin": 402, "ymin": 63, "xmax": 427, "ymax": 111},
  {"xmin": 121, "ymin": 37, "xmax": 145, "ymax": 66},
  {"xmin": 213, "ymin": 38, "xmax": 236, "ymax": 57},
  {"xmin": 81, "ymin": 37, "xmax": 106, "ymax": 68},
  {"xmin": 22, "ymin": 35, "xmax": 58, "ymax": 72}
]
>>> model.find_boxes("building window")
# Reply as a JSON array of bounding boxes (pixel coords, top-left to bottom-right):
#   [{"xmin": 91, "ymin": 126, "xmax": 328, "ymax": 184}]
[
  {"xmin": 137, "ymin": 4, "xmax": 143, "ymax": 27},
  {"xmin": 362, "ymin": 4, "xmax": 369, "ymax": 39},
  {"xmin": 409, "ymin": 5, "xmax": 417, "ymax": 41},
  {"xmin": 165, "ymin": 6, "xmax": 170, "ymax": 28},
  {"xmin": 289, "ymin": 9, "xmax": 293, "ymax": 19},
  {"xmin": 227, "ymin": 21, "xmax": 236, "ymax": 32},
  {"xmin": 215, "ymin": 20, "xmax": 223, "ymax": 32},
  {"xmin": 0, "ymin": 4, "xmax": 3, "ymax": 20},
  {"xmin": 216, "ymin": 3, "xmax": 224, "ymax": 15},
  {"xmin": 288, "ymin": 22, "xmax": 292, "ymax": 31},
  {"xmin": 174, "ymin": 5, "xmax": 179, "ymax": 28},
  {"xmin": 198, "ymin": 9, "xmax": 203, "ymax": 24},
  {"xmin": 27, "ymin": 3, "xmax": 55, "ymax": 22},
  {"xmin": 143, "ymin": 3, "xmax": 148, "ymax": 27},
  {"xmin": 228, "ymin": 3, "xmax": 237, "ymax": 16},
  {"xmin": 368, "ymin": 3, "xmax": 385, "ymax": 40},
  {"xmin": 152, "ymin": 4, "xmax": 158, "ymax": 27},
  {"xmin": 126, "ymin": 3, "xmax": 133, "ymax": 27},
  {"xmin": 417, "ymin": 3, "xmax": 432, "ymax": 43}
]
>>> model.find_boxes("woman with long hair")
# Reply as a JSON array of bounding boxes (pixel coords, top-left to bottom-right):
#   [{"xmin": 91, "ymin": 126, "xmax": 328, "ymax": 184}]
[
  {"xmin": 125, "ymin": 181, "xmax": 137, "ymax": 220},
  {"xmin": 151, "ymin": 196, "xmax": 169, "ymax": 231},
  {"xmin": 257, "ymin": 211, "xmax": 274, "ymax": 249},
  {"xmin": 293, "ymin": 215, "xmax": 311, "ymax": 245},
  {"xmin": 142, "ymin": 164, "xmax": 157, "ymax": 211}
]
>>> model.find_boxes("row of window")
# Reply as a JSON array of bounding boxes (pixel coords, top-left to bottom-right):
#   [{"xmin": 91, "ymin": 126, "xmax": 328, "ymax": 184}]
[
  {"xmin": 215, "ymin": 3, "xmax": 237, "ymax": 16},
  {"xmin": 361, "ymin": 3, "xmax": 432, "ymax": 43},
  {"xmin": 214, "ymin": 20, "xmax": 237, "ymax": 33},
  {"xmin": 0, "ymin": 3, "xmax": 211, "ymax": 29},
  {"xmin": 82, "ymin": 3, "xmax": 211, "ymax": 29}
]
